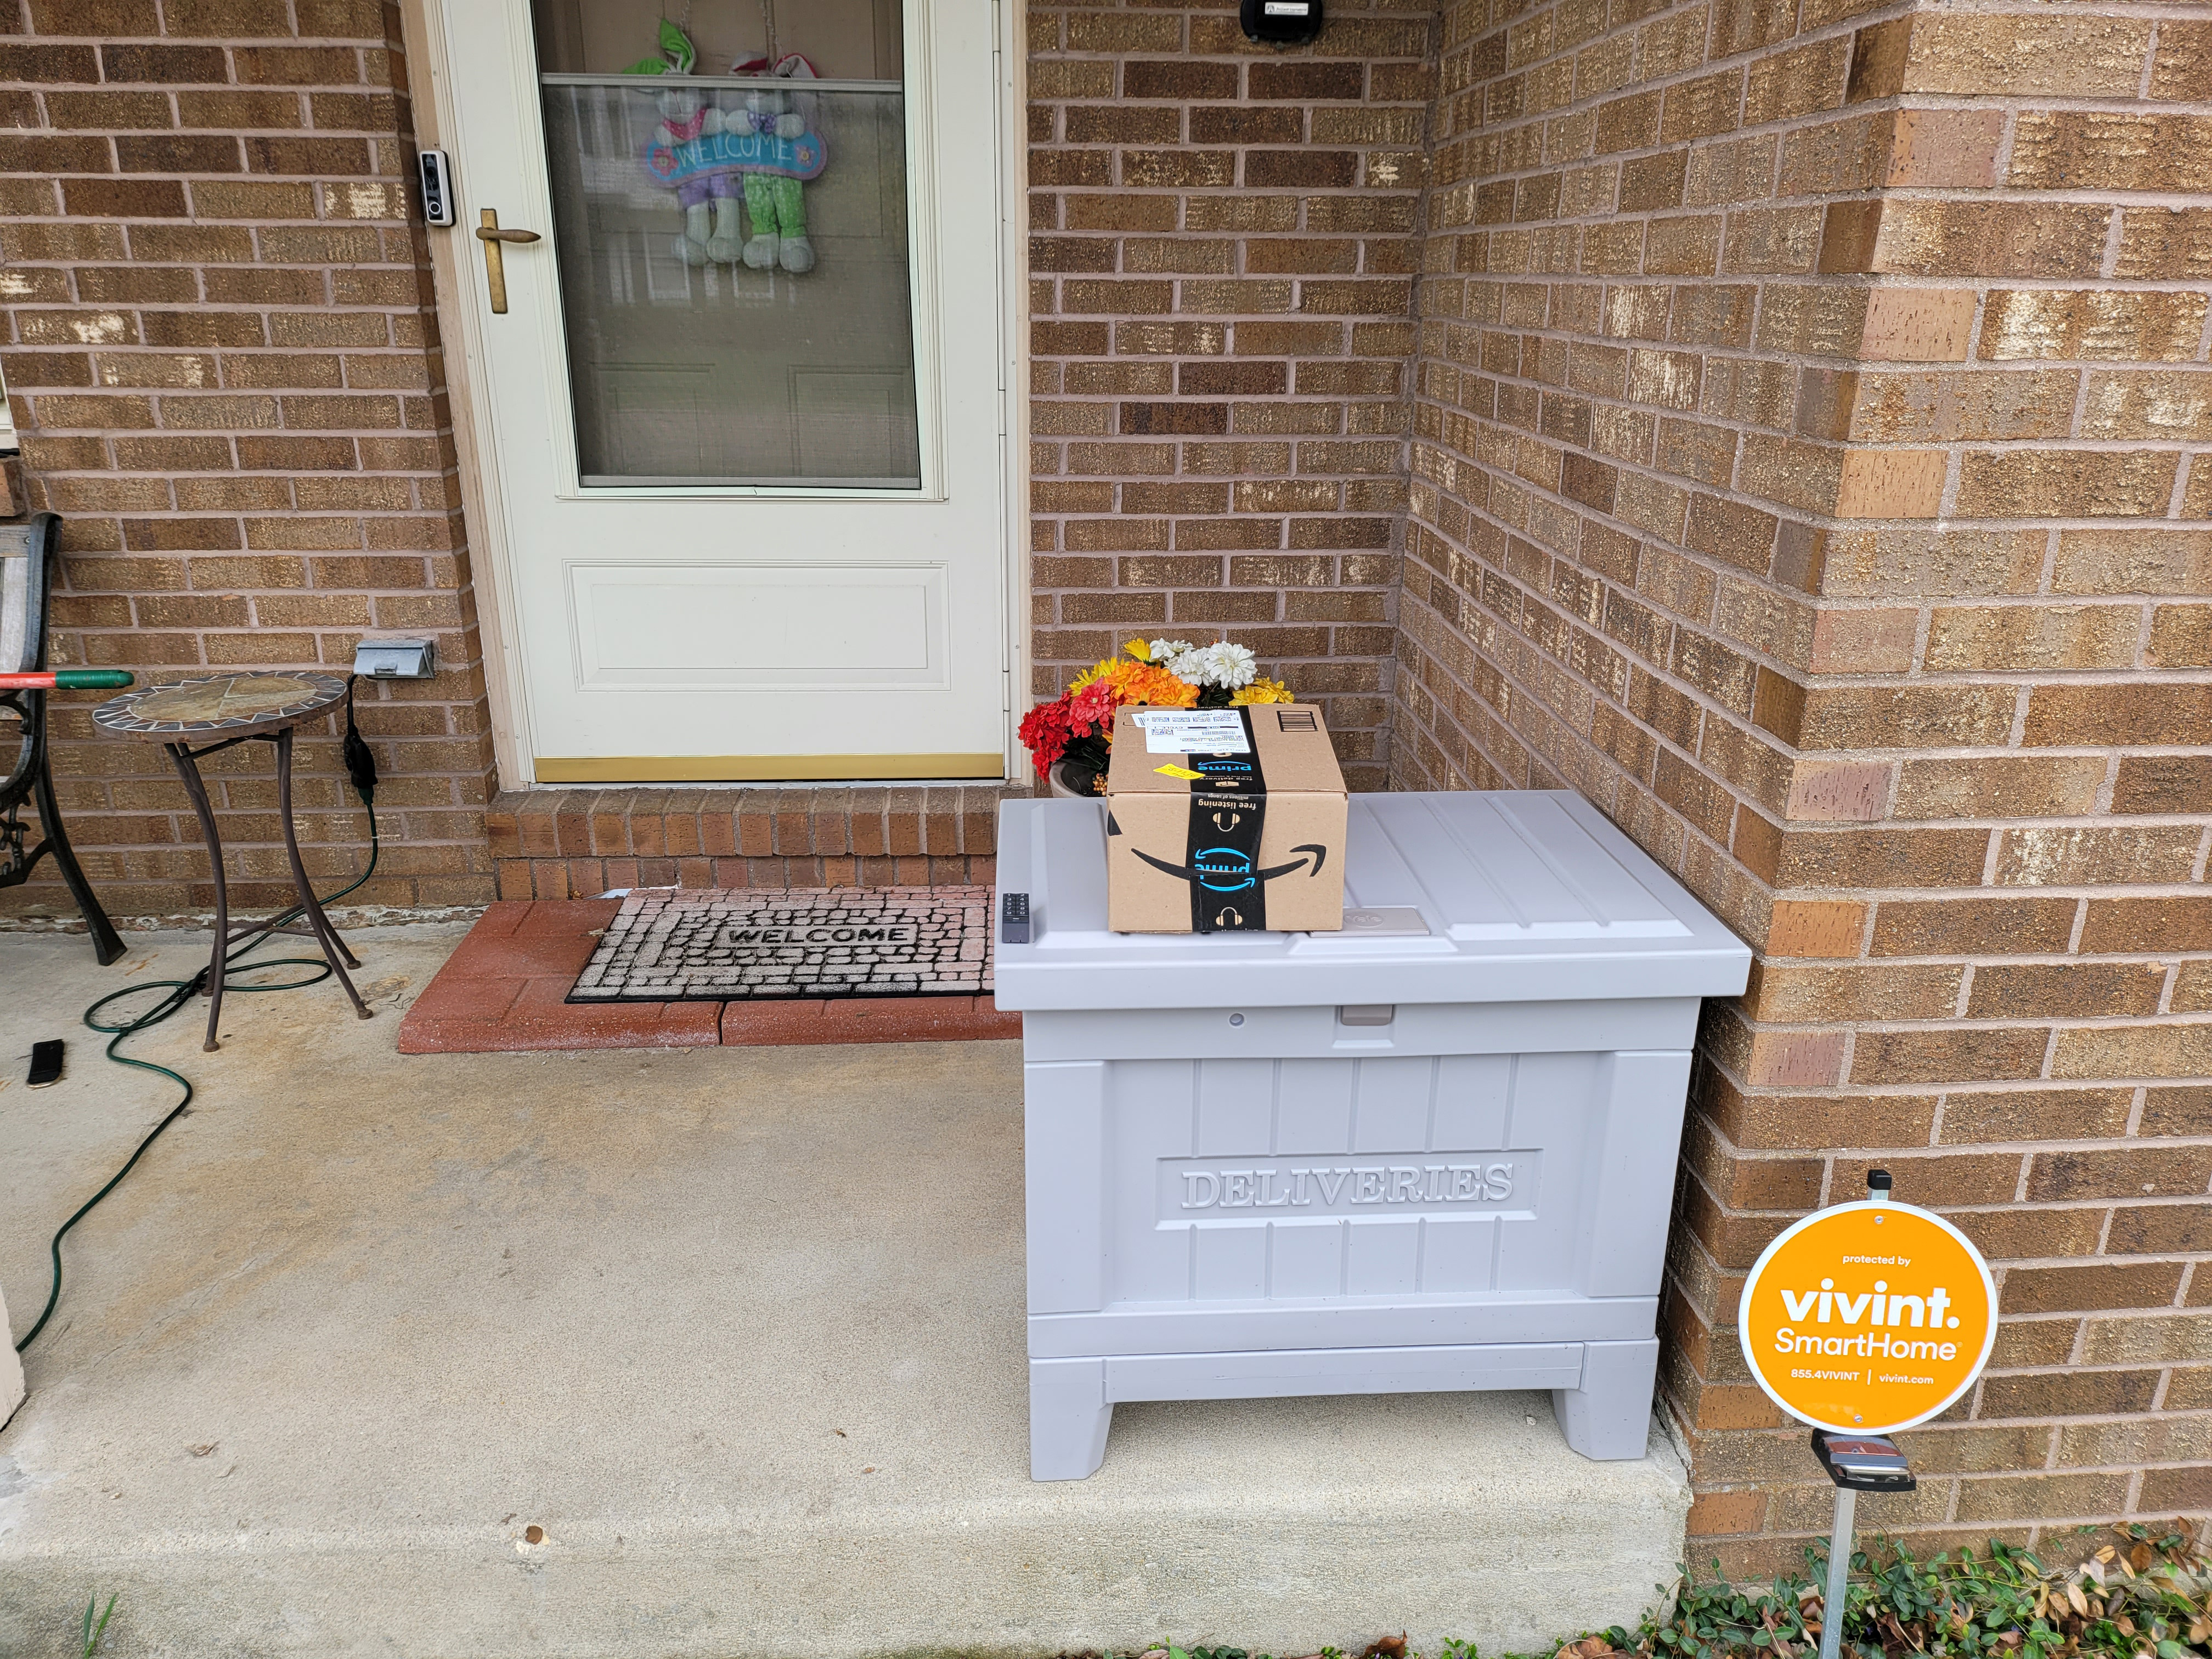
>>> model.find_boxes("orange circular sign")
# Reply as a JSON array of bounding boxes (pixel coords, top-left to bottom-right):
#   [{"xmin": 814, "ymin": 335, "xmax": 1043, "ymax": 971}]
[{"xmin": 1739, "ymin": 1198, "xmax": 1996, "ymax": 1433}]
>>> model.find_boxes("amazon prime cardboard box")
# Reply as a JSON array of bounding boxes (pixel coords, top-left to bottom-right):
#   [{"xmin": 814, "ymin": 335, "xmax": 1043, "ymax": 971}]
[{"xmin": 1104, "ymin": 703, "xmax": 1347, "ymax": 934}]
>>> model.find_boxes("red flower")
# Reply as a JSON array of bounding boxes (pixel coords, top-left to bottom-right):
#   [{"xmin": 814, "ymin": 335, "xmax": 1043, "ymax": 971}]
[
  {"xmin": 1018, "ymin": 695, "xmax": 1076, "ymax": 770},
  {"xmin": 1067, "ymin": 680, "xmax": 1116, "ymax": 737},
  {"xmin": 1019, "ymin": 679, "xmax": 1127, "ymax": 774}
]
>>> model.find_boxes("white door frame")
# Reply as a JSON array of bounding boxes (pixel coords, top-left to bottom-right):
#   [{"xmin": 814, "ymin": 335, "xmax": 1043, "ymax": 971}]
[{"xmin": 396, "ymin": 0, "xmax": 1030, "ymax": 791}]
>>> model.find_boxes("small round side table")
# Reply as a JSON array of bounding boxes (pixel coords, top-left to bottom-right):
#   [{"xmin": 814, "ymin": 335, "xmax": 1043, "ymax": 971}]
[{"xmin": 94, "ymin": 671, "xmax": 373, "ymax": 1051}]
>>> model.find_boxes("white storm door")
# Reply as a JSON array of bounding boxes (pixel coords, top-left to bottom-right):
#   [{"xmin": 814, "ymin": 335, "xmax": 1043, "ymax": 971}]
[{"xmin": 439, "ymin": 0, "xmax": 1009, "ymax": 782}]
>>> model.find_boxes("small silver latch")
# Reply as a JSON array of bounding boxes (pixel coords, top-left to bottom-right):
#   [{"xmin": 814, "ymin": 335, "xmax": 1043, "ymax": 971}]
[
  {"xmin": 1341, "ymin": 907, "xmax": 1431, "ymax": 935},
  {"xmin": 352, "ymin": 638, "xmax": 436, "ymax": 680},
  {"xmin": 1338, "ymin": 1004, "xmax": 1395, "ymax": 1026}
]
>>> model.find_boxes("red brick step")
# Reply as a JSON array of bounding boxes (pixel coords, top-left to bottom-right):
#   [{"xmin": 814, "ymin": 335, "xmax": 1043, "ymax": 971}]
[{"xmin": 398, "ymin": 899, "xmax": 1021, "ymax": 1054}]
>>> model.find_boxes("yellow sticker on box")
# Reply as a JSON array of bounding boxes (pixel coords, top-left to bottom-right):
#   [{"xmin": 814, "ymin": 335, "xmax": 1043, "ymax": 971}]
[{"xmin": 1154, "ymin": 764, "xmax": 1205, "ymax": 780}]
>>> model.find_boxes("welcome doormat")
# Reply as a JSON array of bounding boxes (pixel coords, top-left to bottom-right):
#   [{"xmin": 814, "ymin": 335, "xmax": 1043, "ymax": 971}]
[{"xmin": 567, "ymin": 887, "xmax": 995, "ymax": 1003}]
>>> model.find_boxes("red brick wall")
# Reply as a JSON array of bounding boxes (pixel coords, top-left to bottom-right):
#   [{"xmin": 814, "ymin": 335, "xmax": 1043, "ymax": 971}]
[
  {"xmin": 1025, "ymin": 0, "xmax": 1431, "ymax": 789},
  {"xmin": 0, "ymin": 0, "xmax": 494, "ymax": 922},
  {"xmin": 482, "ymin": 783, "xmax": 1015, "ymax": 901},
  {"xmin": 1, "ymin": 0, "xmax": 2204, "ymax": 1562},
  {"xmin": 1401, "ymin": 0, "xmax": 2211, "ymax": 1566}
]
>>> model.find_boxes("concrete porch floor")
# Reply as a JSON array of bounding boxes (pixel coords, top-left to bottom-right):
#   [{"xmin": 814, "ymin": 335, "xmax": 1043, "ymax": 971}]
[{"xmin": 2, "ymin": 923, "xmax": 1692, "ymax": 1659}]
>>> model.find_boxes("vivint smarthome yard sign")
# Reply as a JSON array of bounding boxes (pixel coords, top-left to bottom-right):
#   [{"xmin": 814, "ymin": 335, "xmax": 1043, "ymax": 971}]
[{"xmin": 1739, "ymin": 1195, "xmax": 1996, "ymax": 1433}]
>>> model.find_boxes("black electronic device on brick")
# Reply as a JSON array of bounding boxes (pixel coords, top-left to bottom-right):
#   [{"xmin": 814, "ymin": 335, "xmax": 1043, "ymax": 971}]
[
  {"xmin": 1241, "ymin": 0, "xmax": 1323, "ymax": 44},
  {"xmin": 1812, "ymin": 1429, "xmax": 1916, "ymax": 1492},
  {"xmin": 1002, "ymin": 891, "xmax": 1031, "ymax": 943}
]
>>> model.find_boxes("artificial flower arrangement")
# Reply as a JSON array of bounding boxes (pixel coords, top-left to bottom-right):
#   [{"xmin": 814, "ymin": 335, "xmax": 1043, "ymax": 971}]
[{"xmin": 1019, "ymin": 637, "xmax": 1296, "ymax": 795}]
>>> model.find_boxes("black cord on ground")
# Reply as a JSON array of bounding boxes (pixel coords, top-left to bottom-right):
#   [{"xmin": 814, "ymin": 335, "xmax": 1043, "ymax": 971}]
[{"xmin": 13, "ymin": 678, "xmax": 381, "ymax": 1356}]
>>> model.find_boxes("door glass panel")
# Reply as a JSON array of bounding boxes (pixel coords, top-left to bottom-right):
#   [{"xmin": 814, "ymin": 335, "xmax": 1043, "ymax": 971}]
[{"xmin": 532, "ymin": 0, "xmax": 919, "ymax": 488}]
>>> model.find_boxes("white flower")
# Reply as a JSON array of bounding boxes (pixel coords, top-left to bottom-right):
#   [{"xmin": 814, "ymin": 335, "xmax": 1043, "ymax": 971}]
[
  {"xmin": 1148, "ymin": 638, "xmax": 1194, "ymax": 665},
  {"xmin": 1199, "ymin": 641, "xmax": 1257, "ymax": 689},
  {"xmin": 1167, "ymin": 641, "xmax": 1259, "ymax": 689}
]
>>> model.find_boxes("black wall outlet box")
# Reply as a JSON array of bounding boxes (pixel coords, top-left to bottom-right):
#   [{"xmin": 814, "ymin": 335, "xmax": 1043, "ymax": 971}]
[{"xmin": 1241, "ymin": 0, "xmax": 1322, "ymax": 43}]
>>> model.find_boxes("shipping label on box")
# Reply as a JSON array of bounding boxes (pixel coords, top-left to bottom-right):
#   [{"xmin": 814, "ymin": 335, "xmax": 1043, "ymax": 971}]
[{"xmin": 1104, "ymin": 703, "xmax": 1347, "ymax": 934}]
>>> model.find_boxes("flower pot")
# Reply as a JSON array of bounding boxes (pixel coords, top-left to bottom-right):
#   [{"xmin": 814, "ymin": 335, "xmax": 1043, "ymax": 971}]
[{"xmin": 1049, "ymin": 759, "xmax": 1103, "ymax": 799}]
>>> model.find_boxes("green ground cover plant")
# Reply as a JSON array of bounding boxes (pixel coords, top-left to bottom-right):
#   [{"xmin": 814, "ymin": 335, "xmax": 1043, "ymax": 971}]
[
  {"xmin": 1528, "ymin": 1522, "xmax": 2210, "ymax": 1659},
  {"xmin": 1141, "ymin": 1521, "xmax": 2210, "ymax": 1659}
]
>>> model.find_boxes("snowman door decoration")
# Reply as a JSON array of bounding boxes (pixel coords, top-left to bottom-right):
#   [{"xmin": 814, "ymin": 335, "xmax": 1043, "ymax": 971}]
[{"xmin": 633, "ymin": 24, "xmax": 826, "ymax": 274}]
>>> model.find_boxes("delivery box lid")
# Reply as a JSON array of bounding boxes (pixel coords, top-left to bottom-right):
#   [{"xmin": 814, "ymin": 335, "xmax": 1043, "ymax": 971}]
[
  {"xmin": 993, "ymin": 789, "xmax": 1752, "ymax": 1009},
  {"xmin": 1105, "ymin": 703, "xmax": 1346, "ymax": 797}
]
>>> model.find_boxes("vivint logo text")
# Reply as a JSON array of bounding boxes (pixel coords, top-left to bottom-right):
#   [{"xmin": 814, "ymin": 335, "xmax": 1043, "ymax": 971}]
[{"xmin": 1774, "ymin": 1262, "xmax": 1963, "ymax": 1361}]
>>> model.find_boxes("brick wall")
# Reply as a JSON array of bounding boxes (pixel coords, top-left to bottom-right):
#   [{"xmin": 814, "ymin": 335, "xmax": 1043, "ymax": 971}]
[
  {"xmin": 482, "ymin": 782, "xmax": 1015, "ymax": 901},
  {"xmin": 1400, "ymin": 0, "xmax": 2211, "ymax": 1567},
  {"xmin": 1025, "ymin": 0, "xmax": 1432, "ymax": 789},
  {"xmin": 0, "ymin": 0, "xmax": 494, "ymax": 923},
  {"xmin": 1, "ymin": 0, "xmax": 2204, "ymax": 1562}
]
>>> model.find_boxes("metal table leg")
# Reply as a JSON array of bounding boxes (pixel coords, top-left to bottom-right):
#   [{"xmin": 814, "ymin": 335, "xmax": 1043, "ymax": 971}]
[
  {"xmin": 166, "ymin": 729, "xmax": 372, "ymax": 1052},
  {"xmin": 167, "ymin": 740, "xmax": 232, "ymax": 1052},
  {"xmin": 274, "ymin": 726, "xmax": 369, "ymax": 999}
]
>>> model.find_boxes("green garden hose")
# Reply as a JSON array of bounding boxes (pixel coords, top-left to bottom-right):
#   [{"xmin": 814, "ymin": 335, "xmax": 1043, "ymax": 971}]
[{"xmin": 13, "ymin": 678, "xmax": 382, "ymax": 1355}]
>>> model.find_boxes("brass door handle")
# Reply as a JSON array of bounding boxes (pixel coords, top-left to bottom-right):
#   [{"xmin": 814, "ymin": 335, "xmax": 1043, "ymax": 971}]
[{"xmin": 473, "ymin": 210, "xmax": 541, "ymax": 314}]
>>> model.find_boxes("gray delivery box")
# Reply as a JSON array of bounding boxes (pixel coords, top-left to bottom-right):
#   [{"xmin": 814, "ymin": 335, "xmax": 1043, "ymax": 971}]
[{"xmin": 994, "ymin": 789, "xmax": 1752, "ymax": 1481}]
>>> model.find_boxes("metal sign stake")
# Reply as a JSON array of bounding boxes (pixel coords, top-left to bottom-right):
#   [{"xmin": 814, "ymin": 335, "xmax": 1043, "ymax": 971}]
[
  {"xmin": 1804, "ymin": 1171, "xmax": 1919, "ymax": 1659},
  {"xmin": 1818, "ymin": 1481, "xmax": 1855, "ymax": 1659},
  {"xmin": 1740, "ymin": 1165, "xmax": 1998, "ymax": 1659},
  {"xmin": 1820, "ymin": 1170, "xmax": 1883, "ymax": 1659}
]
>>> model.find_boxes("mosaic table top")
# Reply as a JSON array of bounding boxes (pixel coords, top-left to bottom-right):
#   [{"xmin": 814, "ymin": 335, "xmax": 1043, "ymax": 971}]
[
  {"xmin": 93, "ymin": 672, "xmax": 349, "ymax": 738},
  {"xmin": 570, "ymin": 886, "xmax": 994, "ymax": 1003}
]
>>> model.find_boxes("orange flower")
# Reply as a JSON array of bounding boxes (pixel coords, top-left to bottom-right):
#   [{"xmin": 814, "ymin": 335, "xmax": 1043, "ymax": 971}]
[
  {"xmin": 1070, "ymin": 655, "xmax": 1199, "ymax": 707},
  {"xmin": 1117, "ymin": 661, "xmax": 1200, "ymax": 707}
]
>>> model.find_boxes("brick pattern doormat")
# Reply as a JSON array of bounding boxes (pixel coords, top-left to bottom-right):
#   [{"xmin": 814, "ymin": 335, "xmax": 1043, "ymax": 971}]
[{"xmin": 568, "ymin": 887, "xmax": 994, "ymax": 1004}]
